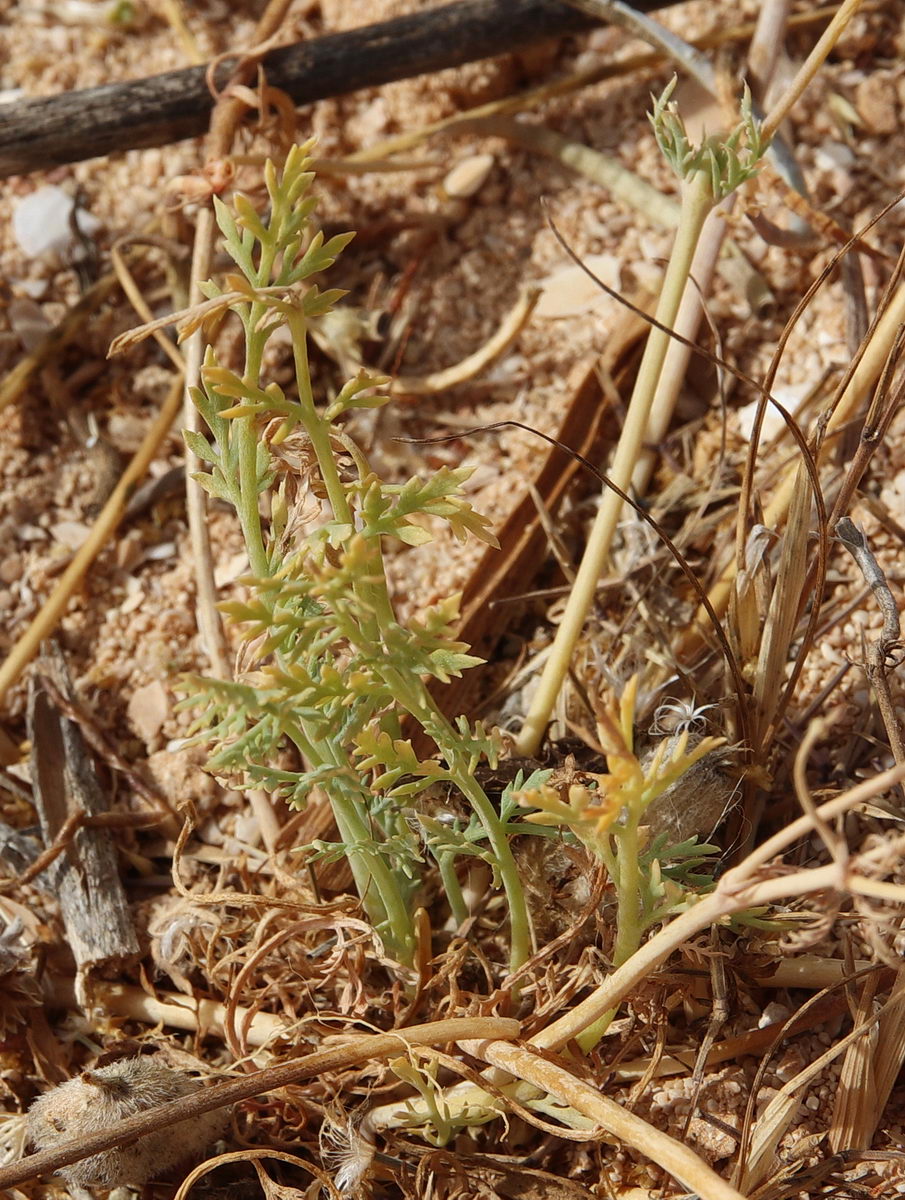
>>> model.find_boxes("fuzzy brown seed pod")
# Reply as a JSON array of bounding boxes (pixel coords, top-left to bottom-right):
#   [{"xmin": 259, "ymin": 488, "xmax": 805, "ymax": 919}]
[
  {"xmin": 27, "ymin": 1057, "xmax": 228, "ymax": 1187},
  {"xmin": 645, "ymin": 748, "xmax": 738, "ymax": 845}
]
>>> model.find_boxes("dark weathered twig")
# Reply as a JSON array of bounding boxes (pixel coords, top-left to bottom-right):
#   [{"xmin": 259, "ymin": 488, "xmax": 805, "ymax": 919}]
[
  {"xmin": 27, "ymin": 646, "xmax": 140, "ymax": 990},
  {"xmin": 0, "ymin": 808, "xmax": 171, "ymax": 895},
  {"xmin": 0, "ymin": 0, "xmax": 672, "ymax": 178},
  {"xmin": 837, "ymin": 520, "xmax": 902, "ymax": 650},
  {"xmin": 0, "ymin": 1018, "xmax": 518, "ymax": 1190}
]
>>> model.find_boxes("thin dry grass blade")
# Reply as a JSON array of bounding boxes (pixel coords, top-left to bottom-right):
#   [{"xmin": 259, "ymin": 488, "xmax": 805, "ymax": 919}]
[
  {"xmin": 828, "ymin": 972, "xmax": 878, "ymax": 1152},
  {"xmin": 829, "ymin": 966, "xmax": 905, "ymax": 1153},
  {"xmin": 740, "ymin": 976, "xmax": 905, "ymax": 1191},
  {"xmin": 391, "ymin": 286, "xmax": 540, "ymax": 395},
  {"xmin": 751, "ymin": 462, "xmax": 813, "ymax": 751}
]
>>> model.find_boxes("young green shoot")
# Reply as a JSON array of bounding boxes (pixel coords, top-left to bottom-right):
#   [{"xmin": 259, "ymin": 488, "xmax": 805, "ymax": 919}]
[
  {"xmin": 517, "ymin": 80, "xmax": 767, "ymax": 757},
  {"xmin": 516, "ymin": 676, "xmax": 724, "ymax": 1048}
]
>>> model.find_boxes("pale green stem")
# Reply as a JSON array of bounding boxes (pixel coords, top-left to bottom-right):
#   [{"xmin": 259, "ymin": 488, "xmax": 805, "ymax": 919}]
[
  {"xmin": 436, "ymin": 852, "xmax": 469, "ymax": 928},
  {"xmin": 576, "ymin": 818, "xmax": 642, "ymax": 1052},
  {"xmin": 613, "ymin": 821, "xmax": 642, "ymax": 968},
  {"xmin": 232, "ymin": 304, "xmax": 418, "ymax": 962},
  {"xmin": 422, "ymin": 708, "xmax": 533, "ymax": 971},
  {"xmin": 288, "ymin": 312, "xmax": 392, "ymax": 645},
  {"xmin": 328, "ymin": 788, "xmax": 416, "ymax": 963},
  {"xmin": 283, "ymin": 726, "xmax": 416, "ymax": 964},
  {"xmin": 517, "ymin": 167, "xmax": 716, "ymax": 757},
  {"xmin": 234, "ymin": 243, "xmax": 278, "ymax": 579}
]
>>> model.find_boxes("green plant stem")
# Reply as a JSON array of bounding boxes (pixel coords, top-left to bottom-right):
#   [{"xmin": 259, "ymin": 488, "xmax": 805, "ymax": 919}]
[
  {"xmin": 448, "ymin": 749, "xmax": 533, "ymax": 969},
  {"xmin": 576, "ymin": 816, "xmax": 642, "ymax": 1052},
  {"xmin": 236, "ymin": 261, "xmax": 278, "ymax": 579},
  {"xmin": 329, "ymin": 783, "xmax": 416, "ymax": 962},
  {"xmin": 384, "ymin": 677, "xmax": 533, "ymax": 971},
  {"xmin": 289, "ymin": 311, "xmax": 394, "ymax": 644},
  {"xmin": 612, "ymin": 820, "xmax": 642, "ymax": 968},
  {"xmin": 516, "ymin": 167, "xmax": 716, "ymax": 757},
  {"xmin": 228, "ymin": 302, "xmax": 418, "ymax": 960}
]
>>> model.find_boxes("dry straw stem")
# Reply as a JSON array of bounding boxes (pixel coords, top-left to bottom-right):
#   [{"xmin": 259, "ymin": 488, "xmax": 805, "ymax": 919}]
[
  {"xmin": 50, "ymin": 977, "xmax": 289, "ymax": 1051},
  {"xmin": 179, "ymin": 0, "xmax": 294, "ymax": 687},
  {"xmin": 759, "ymin": 0, "xmax": 864, "ymax": 142},
  {"xmin": 157, "ymin": 0, "xmax": 204, "ymax": 66},
  {"xmin": 748, "ymin": 0, "xmax": 793, "ymax": 98},
  {"xmin": 0, "ymin": 1017, "xmax": 518, "ymax": 1190},
  {"xmin": 391, "ymin": 286, "xmax": 541, "ymax": 395},
  {"xmin": 458, "ymin": 1038, "xmax": 746, "ymax": 1200},
  {"xmin": 860, "ymin": 967, "xmax": 905, "ymax": 1148},
  {"xmin": 0, "ymin": 376, "xmax": 183, "ymax": 705},
  {"xmin": 174, "ymin": 0, "xmax": 295, "ymax": 850},
  {"xmin": 630, "ymin": 197, "xmax": 729, "ymax": 496},
  {"xmin": 51, "ymin": 955, "xmax": 867, "ymax": 1067},
  {"xmin": 183, "ymin": 207, "xmax": 232, "ymax": 683},
  {"xmin": 828, "ymin": 971, "xmax": 880, "ymax": 1154},
  {"xmin": 346, "ymin": 4, "xmax": 839, "ymax": 169},
  {"xmin": 110, "ymin": 236, "xmax": 186, "ymax": 372},
  {"xmin": 749, "ymin": 453, "xmax": 819, "ymax": 758},
  {"xmin": 739, "ymin": 975, "xmax": 905, "ymax": 1191},
  {"xmin": 472, "ymin": 113, "xmax": 680, "ymax": 228}
]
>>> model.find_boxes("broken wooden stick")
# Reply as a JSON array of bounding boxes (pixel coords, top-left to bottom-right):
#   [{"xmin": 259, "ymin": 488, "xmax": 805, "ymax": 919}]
[
  {"xmin": 0, "ymin": 0, "xmax": 672, "ymax": 178},
  {"xmin": 27, "ymin": 645, "xmax": 139, "ymax": 999}
]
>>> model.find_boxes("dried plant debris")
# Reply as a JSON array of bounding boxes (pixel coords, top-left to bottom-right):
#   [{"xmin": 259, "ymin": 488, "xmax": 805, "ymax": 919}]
[{"xmin": 3, "ymin": 1, "xmax": 905, "ymax": 1198}]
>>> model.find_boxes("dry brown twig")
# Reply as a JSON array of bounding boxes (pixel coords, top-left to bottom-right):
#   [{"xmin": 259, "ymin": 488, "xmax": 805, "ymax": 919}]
[{"xmin": 0, "ymin": 1018, "xmax": 518, "ymax": 1190}]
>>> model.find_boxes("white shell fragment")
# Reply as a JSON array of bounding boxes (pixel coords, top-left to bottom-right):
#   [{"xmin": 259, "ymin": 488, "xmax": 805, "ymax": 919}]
[
  {"xmin": 12, "ymin": 185, "xmax": 101, "ymax": 258},
  {"xmin": 442, "ymin": 153, "xmax": 495, "ymax": 199},
  {"xmin": 736, "ymin": 382, "xmax": 811, "ymax": 444},
  {"xmin": 535, "ymin": 253, "xmax": 622, "ymax": 318}
]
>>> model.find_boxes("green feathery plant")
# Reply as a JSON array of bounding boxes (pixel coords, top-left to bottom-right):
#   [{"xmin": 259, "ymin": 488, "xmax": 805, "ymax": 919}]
[{"xmin": 177, "ymin": 141, "xmax": 531, "ymax": 970}]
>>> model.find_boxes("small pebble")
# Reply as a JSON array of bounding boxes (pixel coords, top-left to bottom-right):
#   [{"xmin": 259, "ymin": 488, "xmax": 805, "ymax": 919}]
[
  {"xmin": 443, "ymin": 153, "xmax": 495, "ymax": 199},
  {"xmin": 12, "ymin": 185, "xmax": 101, "ymax": 258}
]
